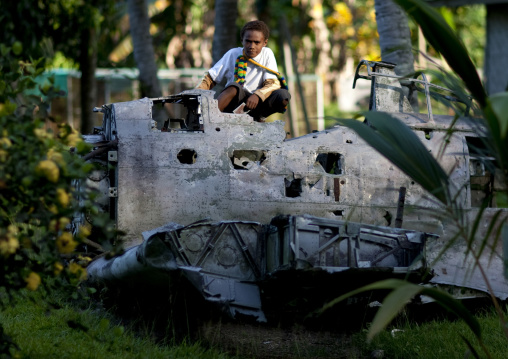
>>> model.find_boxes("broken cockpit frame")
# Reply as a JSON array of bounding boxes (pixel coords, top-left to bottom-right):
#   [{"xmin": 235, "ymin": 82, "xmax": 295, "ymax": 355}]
[
  {"xmin": 93, "ymin": 92, "xmax": 206, "ymax": 134},
  {"xmin": 159, "ymin": 93, "xmax": 204, "ymax": 132},
  {"xmin": 353, "ymin": 59, "xmax": 472, "ymax": 121}
]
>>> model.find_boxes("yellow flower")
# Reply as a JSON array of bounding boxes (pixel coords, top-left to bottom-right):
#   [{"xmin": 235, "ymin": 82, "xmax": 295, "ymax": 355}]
[
  {"xmin": 54, "ymin": 262, "xmax": 64, "ymax": 275},
  {"xmin": 58, "ymin": 126, "xmax": 70, "ymax": 138},
  {"xmin": 7, "ymin": 224, "xmax": 19, "ymax": 235},
  {"xmin": 25, "ymin": 272, "xmax": 41, "ymax": 291},
  {"xmin": 56, "ymin": 232, "xmax": 78, "ymax": 254},
  {"xmin": 56, "ymin": 188, "xmax": 70, "ymax": 208},
  {"xmin": 34, "ymin": 128, "xmax": 51, "ymax": 140},
  {"xmin": 35, "ymin": 160, "xmax": 59, "ymax": 183},
  {"xmin": 48, "ymin": 204, "xmax": 58, "ymax": 214},
  {"xmin": 68, "ymin": 262, "xmax": 87, "ymax": 281},
  {"xmin": 47, "ymin": 148, "xmax": 65, "ymax": 166},
  {"xmin": 0, "ymin": 225, "xmax": 19, "ymax": 257},
  {"xmin": 61, "ymin": 128, "xmax": 82, "ymax": 148},
  {"xmin": 0, "ymin": 149, "xmax": 7, "ymax": 162},
  {"xmin": 0, "ymin": 236, "xmax": 19, "ymax": 257},
  {"xmin": 77, "ymin": 255, "xmax": 92, "ymax": 265},
  {"xmin": 49, "ymin": 217, "xmax": 70, "ymax": 232},
  {"xmin": 66, "ymin": 132, "xmax": 82, "ymax": 147},
  {"xmin": 0, "ymin": 137, "xmax": 12, "ymax": 148},
  {"xmin": 78, "ymin": 225, "xmax": 91, "ymax": 239}
]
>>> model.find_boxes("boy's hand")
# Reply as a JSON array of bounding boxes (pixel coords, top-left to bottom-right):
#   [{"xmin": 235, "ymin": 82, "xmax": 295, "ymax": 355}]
[{"xmin": 245, "ymin": 94, "xmax": 260, "ymax": 110}]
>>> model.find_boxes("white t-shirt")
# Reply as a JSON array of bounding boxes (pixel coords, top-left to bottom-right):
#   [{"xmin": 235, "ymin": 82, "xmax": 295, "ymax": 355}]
[{"xmin": 208, "ymin": 47, "xmax": 279, "ymax": 93}]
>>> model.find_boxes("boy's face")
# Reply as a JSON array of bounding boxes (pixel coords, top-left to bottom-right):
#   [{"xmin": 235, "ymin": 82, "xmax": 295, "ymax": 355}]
[{"xmin": 242, "ymin": 30, "xmax": 267, "ymax": 58}]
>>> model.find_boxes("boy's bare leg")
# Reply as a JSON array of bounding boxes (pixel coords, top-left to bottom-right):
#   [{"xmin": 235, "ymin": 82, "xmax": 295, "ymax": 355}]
[{"xmin": 217, "ymin": 86, "xmax": 238, "ymax": 111}]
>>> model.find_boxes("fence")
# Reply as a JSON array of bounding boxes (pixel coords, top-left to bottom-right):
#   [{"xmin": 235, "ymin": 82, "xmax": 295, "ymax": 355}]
[{"xmin": 45, "ymin": 69, "xmax": 324, "ymax": 137}]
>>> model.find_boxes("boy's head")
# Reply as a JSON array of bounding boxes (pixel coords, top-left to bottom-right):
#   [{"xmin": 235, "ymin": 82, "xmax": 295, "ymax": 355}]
[
  {"xmin": 240, "ymin": 20, "xmax": 269, "ymax": 42},
  {"xmin": 241, "ymin": 20, "xmax": 269, "ymax": 58}
]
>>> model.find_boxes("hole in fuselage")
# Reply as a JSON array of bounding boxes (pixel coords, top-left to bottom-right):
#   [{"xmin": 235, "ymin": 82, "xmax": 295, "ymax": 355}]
[
  {"xmin": 285, "ymin": 178, "xmax": 303, "ymax": 198},
  {"xmin": 177, "ymin": 149, "xmax": 197, "ymax": 164},
  {"xmin": 316, "ymin": 153, "xmax": 344, "ymax": 175},
  {"xmin": 230, "ymin": 150, "xmax": 267, "ymax": 170}
]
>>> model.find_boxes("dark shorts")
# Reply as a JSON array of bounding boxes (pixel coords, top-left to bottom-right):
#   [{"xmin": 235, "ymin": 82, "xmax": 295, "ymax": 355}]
[{"xmin": 222, "ymin": 82, "xmax": 291, "ymax": 120}]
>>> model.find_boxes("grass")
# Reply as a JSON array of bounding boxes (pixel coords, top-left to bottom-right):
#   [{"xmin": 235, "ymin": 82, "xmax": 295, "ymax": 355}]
[
  {"xmin": 0, "ymin": 290, "xmax": 230, "ymax": 359},
  {"xmin": 351, "ymin": 307, "xmax": 508, "ymax": 359},
  {"xmin": 2, "ymin": 288, "xmax": 508, "ymax": 358}
]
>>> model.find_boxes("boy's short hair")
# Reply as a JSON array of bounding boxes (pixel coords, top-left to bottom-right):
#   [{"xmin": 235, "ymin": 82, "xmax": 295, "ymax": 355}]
[{"xmin": 240, "ymin": 20, "xmax": 270, "ymax": 41}]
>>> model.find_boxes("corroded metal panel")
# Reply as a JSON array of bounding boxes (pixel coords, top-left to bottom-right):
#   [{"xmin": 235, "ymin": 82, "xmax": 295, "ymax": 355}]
[{"xmin": 88, "ymin": 216, "xmax": 432, "ymax": 321}]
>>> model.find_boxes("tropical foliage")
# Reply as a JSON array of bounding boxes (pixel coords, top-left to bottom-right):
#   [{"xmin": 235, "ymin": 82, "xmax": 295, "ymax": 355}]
[
  {"xmin": 326, "ymin": 0, "xmax": 508, "ymax": 357},
  {"xmin": 0, "ymin": 40, "xmax": 118, "ymax": 355},
  {"xmin": 0, "ymin": 0, "xmax": 501, "ymax": 356}
]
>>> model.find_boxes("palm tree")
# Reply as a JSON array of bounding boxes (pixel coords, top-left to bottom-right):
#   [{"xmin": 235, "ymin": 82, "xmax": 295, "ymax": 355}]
[
  {"xmin": 127, "ymin": 0, "xmax": 162, "ymax": 98},
  {"xmin": 212, "ymin": 0, "xmax": 239, "ymax": 65},
  {"xmin": 374, "ymin": 0, "xmax": 414, "ymax": 76},
  {"xmin": 80, "ymin": 27, "xmax": 98, "ymax": 134},
  {"xmin": 374, "ymin": 0, "xmax": 416, "ymax": 108}
]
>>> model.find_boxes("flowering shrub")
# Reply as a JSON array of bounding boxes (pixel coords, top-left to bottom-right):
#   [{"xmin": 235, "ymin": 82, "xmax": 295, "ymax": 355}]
[{"xmin": 0, "ymin": 41, "xmax": 117, "ymax": 302}]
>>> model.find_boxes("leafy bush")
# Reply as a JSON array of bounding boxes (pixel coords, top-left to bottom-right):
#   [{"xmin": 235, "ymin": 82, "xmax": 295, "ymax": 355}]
[{"xmin": 0, "ymin": 40, "xmax": 117, "ymax": 355}]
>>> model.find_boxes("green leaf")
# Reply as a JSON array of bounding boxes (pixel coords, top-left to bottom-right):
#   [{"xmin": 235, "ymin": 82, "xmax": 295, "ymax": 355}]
[
  {"xmin": 86, "ymin": 287, "xmax": 97, "ymax": 294},
  {"xmin": 497, "ymin": 192, "xmax": 508, "ymax": 208},
  {"xmin": 113, "ymin": 326, "xmax": 125, "ymax": 337},
  {"xmin": 318, "ymin": 278, "xmax": 406, "ymax": 314},
  {"xmin": 318, "ymin": 278, "xmax": 482, "ymax": 344},
  {"xmin": 99, "ymin": 318, "xmax": 110, "ymax": 331},
  {"xmin": 420, "ymin": 287, "xmax": 481, "ymax": 339},
  {"xmin": 367, "ymin": 283, "xmax": 422, "ymax": 341},
  {"xmin": 439, "ymin": 7, "xmax": 455, "ymax": 30},
  {"xmin": 459, "ymin": 335, "xmax": 482, "ymax": 359},
  {"xmin": 0, "ymin": 100, "xmax": 17, "ymax": 116},
  {"xmin": 12, "ymin": 41, "xmax": 23, "ymax": 56}
]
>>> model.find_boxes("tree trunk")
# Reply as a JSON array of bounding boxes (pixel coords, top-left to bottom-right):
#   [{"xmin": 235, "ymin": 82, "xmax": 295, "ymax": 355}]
[
  {"xmin": 309, "ymin": 0, "xmax": 333, "ymax": 104},
  {"xmin": 212, "ymin": 0, "xmax": 239, "ymax": 65},
  {"xmin": 127, "ymin": 0, "xmax": 162, "ymax": 98},
  {"xmin": 375, "ymin": 0, "xmax": 414, "ymax": 76},
  {"xmin": 79, "ymin": 27, "xmax": 98, "ymax": 134},
  {"xmin": 375, "ymin": 0, "xmax": 416, "ymax": 108},
  {"xmin": 485, "ymin": 4, "xmax": 508, "ymax": 95}
]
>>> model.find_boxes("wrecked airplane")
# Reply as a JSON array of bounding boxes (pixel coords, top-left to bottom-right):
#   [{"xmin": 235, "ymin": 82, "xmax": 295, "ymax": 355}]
[
  {"xmin": 88, "ymin": 215, "xmax": 433, "ymax": 321},
  {"xmin": 84, "ymin": 60, "xmax": 508, "ymax": 322}
]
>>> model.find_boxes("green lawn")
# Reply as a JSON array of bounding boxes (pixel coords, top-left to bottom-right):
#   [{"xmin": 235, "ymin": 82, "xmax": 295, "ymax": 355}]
[
  {"xmin": 0, "ymin": 291, "xmax": 230, "ymax": 359},
  {"xmin": 352, "ymin": 307, "xmax": 508, "ymax": 359},
  {"xmin": 2, "ymin": 290, "xmax": 507, "ymax": 359}
]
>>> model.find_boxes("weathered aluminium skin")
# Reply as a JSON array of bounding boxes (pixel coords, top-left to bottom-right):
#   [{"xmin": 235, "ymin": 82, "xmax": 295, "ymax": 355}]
[
  {"xmin": 88, "ymin": 215, "xmax": 432, "ymax": 321},
  {"xmin": 85, "ymin": 61, "xmax": 508, "ymax": 321}
]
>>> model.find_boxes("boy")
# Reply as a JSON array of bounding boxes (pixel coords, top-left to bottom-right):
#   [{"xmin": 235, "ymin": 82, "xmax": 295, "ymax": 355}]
[{"xmin": 196, "ymin": 20, "xmax": 290, "ymax": 122}]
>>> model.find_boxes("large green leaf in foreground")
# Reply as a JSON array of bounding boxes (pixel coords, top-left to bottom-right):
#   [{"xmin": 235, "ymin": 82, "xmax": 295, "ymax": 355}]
[
  {"xmin": 317, "ymin": 279, "xmax": 481, "ymax": 342},
  {"xmin": 337, "ymin": 112, "xmax": 449, "ymax": 204}
]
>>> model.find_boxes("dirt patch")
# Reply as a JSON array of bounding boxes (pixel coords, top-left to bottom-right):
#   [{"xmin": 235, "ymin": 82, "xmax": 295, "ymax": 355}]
[{"xmin": 199, "ymin": 321, "xmax": 363, "ymax": 359}]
